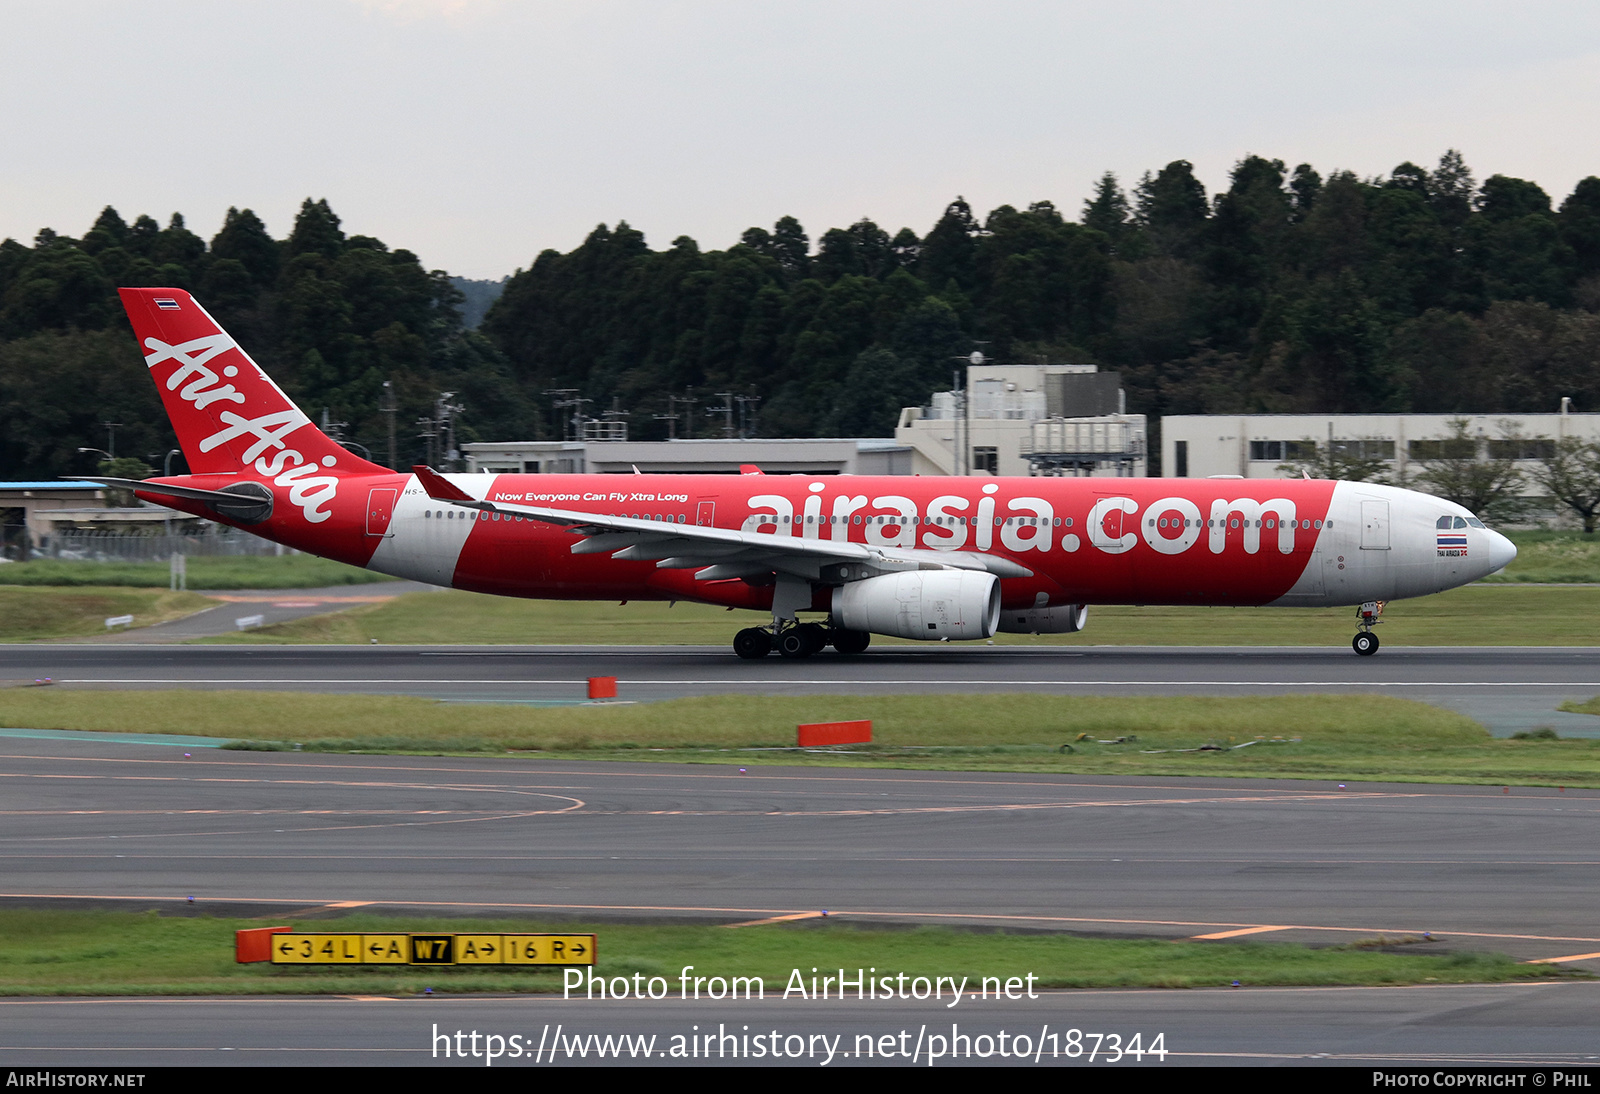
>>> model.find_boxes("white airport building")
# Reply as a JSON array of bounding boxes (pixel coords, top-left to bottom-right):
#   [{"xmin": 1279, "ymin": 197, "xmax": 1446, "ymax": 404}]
[
  {"xmin": 466, "ymin": 365, "xmax": 1146, "ymax": 480},
  {"xmin": 1161, "ymin": 409, "xmax": 1600, "ymax": 481},
  {"xmin": 894, "ymin": 364, "xmax": 1148, "ymax": 478}
]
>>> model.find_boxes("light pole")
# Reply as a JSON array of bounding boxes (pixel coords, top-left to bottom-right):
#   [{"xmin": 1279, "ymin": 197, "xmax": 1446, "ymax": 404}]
[{"xmin": 949, "ymin": 347, "xmax": 987, "ymax": 476}]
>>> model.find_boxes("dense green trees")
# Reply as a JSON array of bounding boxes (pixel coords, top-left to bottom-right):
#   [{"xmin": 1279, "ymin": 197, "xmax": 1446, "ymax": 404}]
[
  {"xmin": 4, "ymin": 150, "xmax": 1600, "ymax": 480},
  {"xmin": 0, "ymin": 199, "xmax": 513, "ymax": 477}
]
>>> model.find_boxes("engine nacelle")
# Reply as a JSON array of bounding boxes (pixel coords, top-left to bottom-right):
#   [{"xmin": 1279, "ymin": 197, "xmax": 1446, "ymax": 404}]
[
  {"xmin": 831, "ymin": 570, "xmax": 1000, "ymax": 641},
  {"xmin": 996, "ymin": 603, "xmax": 1088, "ymax": 635}
]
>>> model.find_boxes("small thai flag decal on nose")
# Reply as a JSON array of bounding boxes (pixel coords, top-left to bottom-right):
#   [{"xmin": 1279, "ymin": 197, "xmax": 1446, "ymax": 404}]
[
  {"xmin": 1437, "ymin": 533, "xmax": 1468, "ymax": 549},
  {"xmin": 154, "ymin": 298, "xmax": 180, "ymax": 310}
]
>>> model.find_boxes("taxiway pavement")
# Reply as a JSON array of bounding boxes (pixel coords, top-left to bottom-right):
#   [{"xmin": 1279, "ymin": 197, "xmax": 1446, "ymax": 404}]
[
  {"xmin": 5, "ymin": 983, "xmax": 1600, "ymax": 1066},
  {"xmin": 86, "ymin": 582, "xmax": 429, "ymax": 643},
  {"xmin": 2, "ymin": 739, "xmax": 1597, "ymax": 965}
]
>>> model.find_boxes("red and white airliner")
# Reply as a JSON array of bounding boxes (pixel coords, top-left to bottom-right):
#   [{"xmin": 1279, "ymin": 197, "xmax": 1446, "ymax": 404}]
[{"xmin": 92, "ymin": 287, "xmax": 1515, "ymax": 658}]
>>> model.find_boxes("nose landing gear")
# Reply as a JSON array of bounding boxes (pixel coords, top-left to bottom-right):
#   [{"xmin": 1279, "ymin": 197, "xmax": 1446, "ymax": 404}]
[{"xmin": 1352, "ymin": 601, "xmax": 1384, "ymax": 656}]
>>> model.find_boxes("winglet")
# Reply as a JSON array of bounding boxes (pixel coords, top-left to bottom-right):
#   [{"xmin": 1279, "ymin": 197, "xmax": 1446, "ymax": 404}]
[
  {"xmin": 739, "ymin": 464, "xmax": 764, "ymax": 476},
  {"xmin": 412, "ymin": 465, "xmax": 474, "ymax": 502}
]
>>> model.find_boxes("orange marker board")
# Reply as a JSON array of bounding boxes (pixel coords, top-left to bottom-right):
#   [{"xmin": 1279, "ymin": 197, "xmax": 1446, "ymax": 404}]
[{"xmin": 797, "ymin": 720, "xmax": 872, "ymax": 747}]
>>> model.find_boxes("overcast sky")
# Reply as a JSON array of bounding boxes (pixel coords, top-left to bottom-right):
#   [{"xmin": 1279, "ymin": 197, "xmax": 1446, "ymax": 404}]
[{"xmin": 3, "ymin": 0, "xmax": 1599, "ymax": 279}]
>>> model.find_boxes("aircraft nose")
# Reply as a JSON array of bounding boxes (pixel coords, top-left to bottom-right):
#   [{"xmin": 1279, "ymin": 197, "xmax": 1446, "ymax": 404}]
[{"xmin": 1485, "ymin": 529, "xmax": 1517, "ymax": 574}]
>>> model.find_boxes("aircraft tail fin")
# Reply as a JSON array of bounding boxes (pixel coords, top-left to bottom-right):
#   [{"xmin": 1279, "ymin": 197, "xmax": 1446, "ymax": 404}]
[{"xmin": 118, "ymin": 287, "xmax": 384, "ymax": 478}]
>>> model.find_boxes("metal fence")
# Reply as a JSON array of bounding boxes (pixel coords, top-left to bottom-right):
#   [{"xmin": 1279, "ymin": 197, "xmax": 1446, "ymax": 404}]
[{"xmin": 29, "ymin": 528, "xmax": 283, "ymax": 562}]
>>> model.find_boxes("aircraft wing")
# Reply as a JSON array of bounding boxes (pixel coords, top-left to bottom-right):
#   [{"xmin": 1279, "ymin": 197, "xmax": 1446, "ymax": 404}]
[{"xmin": 412, "ymin": 466, "xmax": 1032, "ymax": 582}]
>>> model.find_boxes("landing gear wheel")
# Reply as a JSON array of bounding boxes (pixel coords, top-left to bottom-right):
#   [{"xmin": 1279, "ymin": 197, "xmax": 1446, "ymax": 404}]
[
  {"xmin": 777, "ymin": 627, "xmax": 814, "ymax": 659},
  {"xmin": 831, "ymin": 628, "xmax": 870, "ymax": 655},
  {"xmin": 797, "ymin": 622, "xmax": 828, "ymax": 655},
  {"xmin": 1352, "ymin": 632, "xmax": 1380, "ymax": 656},
  {"xmin": 733, "ymin": 627, "xmax": 772, "ymax": 660}
]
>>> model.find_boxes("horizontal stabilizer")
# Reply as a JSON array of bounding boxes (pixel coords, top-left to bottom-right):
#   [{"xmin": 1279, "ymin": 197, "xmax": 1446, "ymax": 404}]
[
  {"xmin": 68, "ymin": 476, "xmax": 274, "ymax": 524},
  {"xmin": 70, "ymin": 476, "xmax": 252, "ymax": 507},
  {"xmin": 412, "ymin": 465, "xmax": 475, "ymax": 502}
]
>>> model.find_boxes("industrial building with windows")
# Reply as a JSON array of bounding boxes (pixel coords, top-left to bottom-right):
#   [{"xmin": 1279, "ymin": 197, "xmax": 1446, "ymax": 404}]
[{"xmin": 1161, "ymin": 409, "xmax": 1600, "ymax": 488}]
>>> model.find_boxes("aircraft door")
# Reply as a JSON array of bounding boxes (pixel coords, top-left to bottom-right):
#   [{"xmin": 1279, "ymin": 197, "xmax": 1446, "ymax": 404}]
[
  {"xmin": 1360, "ymin": 500, "xmax": 1391, "ymax": 550},
  {"xmin": 1090, "ymin": 493, "xmax": 1137, "ymax": 598},
  {"xmin": 696, "ymin": 501, "xmax": 716, "ymax": 527},
  {"xmin": 366, "ymin": 488, "xmax": 397, "ymax": 537}
]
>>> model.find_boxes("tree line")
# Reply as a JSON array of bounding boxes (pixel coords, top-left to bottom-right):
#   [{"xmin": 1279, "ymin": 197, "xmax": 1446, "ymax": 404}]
[{"xmin": 3, "ymin": 150, "xmax": 1600, "ymax": 482}]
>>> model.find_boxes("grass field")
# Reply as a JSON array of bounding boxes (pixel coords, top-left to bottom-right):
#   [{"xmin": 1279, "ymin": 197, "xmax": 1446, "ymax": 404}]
[
  {"xmin": 0, "ymin": 554, "xmax": 388, "ymax": 589},
  {"xmin": 6, "ymin": 690, "xmax": 1600, "ymax": 785},
  {"xmin": 196, "ymin": 581, "xmax": 1600, "ymax": 647},
  {"xmin": 0, "ymin": 586, "xmax": 216, "ymax": 642},
  {"xmin": 1480, "ymin": 530, "xmax": 1600, "ymax": 583},
  {"xmin": 0, "ymin": 910, "xmax": 1569, "ymax": 996}
]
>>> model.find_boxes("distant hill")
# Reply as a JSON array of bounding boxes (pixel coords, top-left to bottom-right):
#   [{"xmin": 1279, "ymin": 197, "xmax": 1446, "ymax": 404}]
[{"xmin": 450, "ymin": 276, "xmax": 508, "ymax": 330}]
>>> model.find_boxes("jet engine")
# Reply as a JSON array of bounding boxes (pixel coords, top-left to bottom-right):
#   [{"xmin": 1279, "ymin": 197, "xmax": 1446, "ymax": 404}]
[
  {"xmin": 830, "ymin": 570, "xmax": 1000, "ymax": 641},
  {"xmin": 996, "ymin": 602, "xmax": 1088, "ymax": 635}
]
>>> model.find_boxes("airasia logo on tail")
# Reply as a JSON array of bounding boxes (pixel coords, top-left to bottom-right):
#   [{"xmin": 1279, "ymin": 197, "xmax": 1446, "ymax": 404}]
[{"xmin": 142, "ymin": 333, "xmax": 341, "ymax": 524}]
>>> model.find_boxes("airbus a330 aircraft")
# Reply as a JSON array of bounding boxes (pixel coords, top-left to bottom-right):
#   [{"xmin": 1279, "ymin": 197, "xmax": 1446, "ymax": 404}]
[{"xmin": 90, "ymin": 287, "xmax": 1515, "ymax": 659}]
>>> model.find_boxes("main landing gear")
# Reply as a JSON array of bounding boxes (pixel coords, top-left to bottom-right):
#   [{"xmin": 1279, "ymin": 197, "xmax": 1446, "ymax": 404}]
[
  {"xmin": 732, "ymin": 622, "xmax": 871, "ymax": 660},
  {"xmin": 1352, "ymin": 600, "xmax": 1384, "ymax": 656}
]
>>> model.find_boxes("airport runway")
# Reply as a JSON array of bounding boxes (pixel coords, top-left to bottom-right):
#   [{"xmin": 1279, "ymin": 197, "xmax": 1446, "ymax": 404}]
[
  {"xmin": 6, "ymin": 642, "xmax": 1600, "ymax": 735},
  {"xmin": 5, "ymin": 984, "xmax": 1600, "ymax": 1066}
]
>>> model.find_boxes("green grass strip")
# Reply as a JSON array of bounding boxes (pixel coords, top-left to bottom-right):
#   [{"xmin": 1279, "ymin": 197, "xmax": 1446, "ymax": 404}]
[
  {"xmin": 1477, "ymin": 530, "xmax": 1600, "ymax": 584},
  {"xmin": 0, "ymin": 587, "xmax": 217, "ymax": 642},
  {"xmin": 0, "ymin": 910, "xmax": 1574, "ymax": 996},
  {"xmin": 4, "ymin": 690, "xmax": 1600, "ymax": 786},
  {"xmin": 0, "ymin": 554, "xmax": 388, "ymax": 590}
]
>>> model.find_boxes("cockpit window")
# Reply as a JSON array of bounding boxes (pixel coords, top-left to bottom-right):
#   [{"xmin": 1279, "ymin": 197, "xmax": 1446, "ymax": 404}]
[
  {"xmin": 1466, "ymin": 517, "xmax": 1486, "ymax": 528},
  {"xmin": 1453, "ymin": 516, "xmax": 1469, "ymax": 529},
  {"xmin": 1436, "ymin": 516, "xmax": 1452, "ymax": 529}
]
